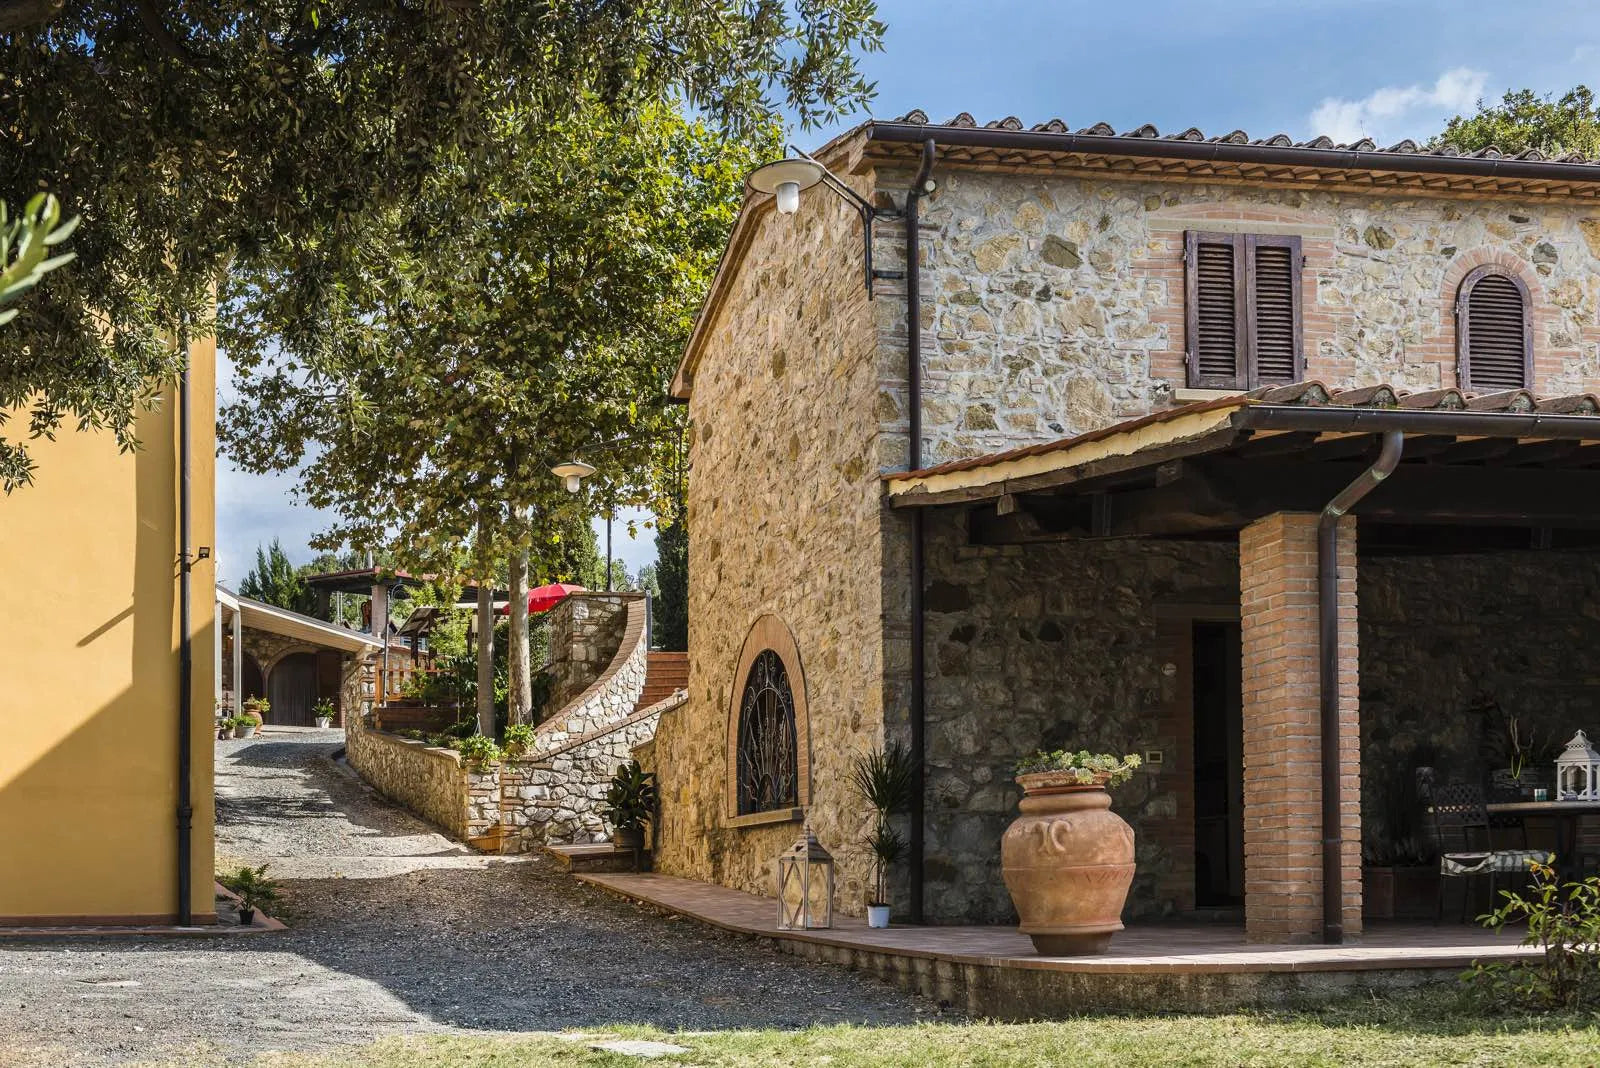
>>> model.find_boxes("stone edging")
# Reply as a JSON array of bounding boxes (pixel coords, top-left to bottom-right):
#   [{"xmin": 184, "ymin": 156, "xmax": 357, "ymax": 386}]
[{"xmin": 534, "ymin": 689, "xmax": 688, "ymax": 764}]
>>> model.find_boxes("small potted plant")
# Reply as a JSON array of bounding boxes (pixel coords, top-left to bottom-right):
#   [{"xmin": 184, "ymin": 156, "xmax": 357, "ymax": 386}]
[
  {"xmin": 241, "ymin": 696, "xmax": 268, "ymax": 731},
  {"xmin": 456, "ymin": 733, "xmax": 502, "ymax": 767},
  {"xmin": 503, "ymin": 723, "xmax": 534, "ymax": 760},
  {"xmin": 1002, "ymin": 749, "xmax": 1142, "ymax": 955},
  {"xmin": 851, "ymin": 744, "xmax": 915, "ymax": 928},
  {"xmin": 221, "ymin": 864, "xmax": 280, "ymax": 927},
  {"xmin": 313, "ymin": 698, "xmax": 335, "ymax": 730},
  {"xmin": 232, "ymin": 715, "xmax": 257, "ymax": 740},
  {"xmin": 604, "ymin": 761, "xmax": 659, "ymax": 867}
]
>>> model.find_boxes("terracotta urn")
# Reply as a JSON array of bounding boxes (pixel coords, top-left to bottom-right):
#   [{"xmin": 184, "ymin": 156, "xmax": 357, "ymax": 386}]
[{"xmin": 1001, "ymin": 771, "xmax": 1136, "ymax": 955}]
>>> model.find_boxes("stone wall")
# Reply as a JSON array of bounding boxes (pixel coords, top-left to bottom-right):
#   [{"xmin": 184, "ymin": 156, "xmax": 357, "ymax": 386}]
[
  {"xmin": 919, "ymin": 509, "xmax": 1239, "ymax": 923},
  {"xmin": 902, "ymin": 172, "xmax": 1600, "ymax": 465},
  {"xmin": 1359, "ymin": 548, "xmax": 1600, "ymax": 854},
  {"xmin": 651, "ymin": 162, "xmax": 892, "ymax": 914},
  {"xmin": 545, "ymin": 593, "xmax": 642, "ymax": 713},
  {"xmin": 498, "ymin": 693, "xmax": 686, "ymax": 849},
  {"xmin": 344, "ymin": 716, "xmax": 471, "ymax": 839}
]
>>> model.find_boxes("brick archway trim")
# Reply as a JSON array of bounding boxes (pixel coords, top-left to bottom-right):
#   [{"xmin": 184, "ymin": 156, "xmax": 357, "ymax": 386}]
[{"xmin": 724, "ymin": 614, "xmax": 811, "ymax": 821}]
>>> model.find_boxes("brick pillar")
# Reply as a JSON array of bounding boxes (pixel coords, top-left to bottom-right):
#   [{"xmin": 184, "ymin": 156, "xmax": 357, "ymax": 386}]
[{"xmin": 1239, "ymin": 513, "xmax": 1361, "ymax": 943}]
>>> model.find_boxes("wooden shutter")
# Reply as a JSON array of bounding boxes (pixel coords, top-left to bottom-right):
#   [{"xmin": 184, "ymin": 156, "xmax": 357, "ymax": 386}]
[
  {"xmin": 1186, "ymin": 232, "xmax": 1245, "ymax": 389},
  {"xmin": 1186, "ymin": 232, "xmax": 1303, "ymax": 389},
  {"xmin": 1458, "ymin": 267, "xmax": 1531, "ymax": 391},
  {"xmin": 1244, "ymin": 234, "xmax": 1303, "ymax": 385}
]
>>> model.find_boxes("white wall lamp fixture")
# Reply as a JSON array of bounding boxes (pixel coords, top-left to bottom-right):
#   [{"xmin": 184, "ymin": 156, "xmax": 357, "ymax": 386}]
[
  {"xmin": 746, "ymin": 145, "xmax": 930, "ymax": 299},
  {"xmin": 550, "ymin": 459, "xmax": 596, "ymax": 494}
]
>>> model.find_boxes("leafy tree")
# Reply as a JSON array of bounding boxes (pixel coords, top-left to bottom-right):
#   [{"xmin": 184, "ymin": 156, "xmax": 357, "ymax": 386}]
[
  {"xmin": 653, "ymin": 428, "xmax": 689, "ymax": 651},
  {"xmin": 237, "ymin": 538, "xmax": 315, "ymax": 615},
  {"xmin": 1435, "ymin": 86, "xmax": 1600, "ymax": 158},
  {"xmin": 0, "ymin": 0, "xmax": 883, "ymax": 488},
  {"xmin": 1, "ymin": 193, "xmax": 76, "ymax": 327},
  {"xmin": 223, "ymin": 99, "xmax": 764, "ymax": 724}
]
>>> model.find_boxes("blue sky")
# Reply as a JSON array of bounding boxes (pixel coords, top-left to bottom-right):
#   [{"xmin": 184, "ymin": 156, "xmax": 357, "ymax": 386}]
[{"xmin": 215, "ymin": 0, "xmax": 1600, "ymax": 584}]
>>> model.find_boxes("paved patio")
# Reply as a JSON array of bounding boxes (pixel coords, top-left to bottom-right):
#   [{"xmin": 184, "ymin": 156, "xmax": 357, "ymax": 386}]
[{"xmin": 578, "ymin": 871, "xmax": 1538, "ymax": 1015}]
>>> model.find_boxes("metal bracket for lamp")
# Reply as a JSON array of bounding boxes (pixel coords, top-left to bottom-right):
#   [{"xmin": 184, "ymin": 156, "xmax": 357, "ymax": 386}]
[{"xmin": 746, "ymin": 145, "xmax": 930, "ymax": 298}]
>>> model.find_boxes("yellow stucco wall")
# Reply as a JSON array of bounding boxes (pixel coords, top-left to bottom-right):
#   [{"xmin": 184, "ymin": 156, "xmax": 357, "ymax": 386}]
[{"xmin": 0, "ymin": 337, "xmax": 216, "ymax": 924}]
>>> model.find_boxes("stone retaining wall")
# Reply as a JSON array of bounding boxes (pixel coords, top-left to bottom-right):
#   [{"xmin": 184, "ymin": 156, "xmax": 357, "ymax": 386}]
[
  {"xmin": 545, "ymin": 593, "xmax": 644, "ymax": 712},
  {"xmin": 346, "ymin": 592, "xmax": 672, "ymax": 853},
  {"xmin": 344, "ymin": 716, "xmax": 472, "ymax": 839}
]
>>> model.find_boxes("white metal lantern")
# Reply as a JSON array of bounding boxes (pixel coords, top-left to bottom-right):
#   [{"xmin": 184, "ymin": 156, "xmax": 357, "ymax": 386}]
[
  {"xmin": 1555, "ymin": 730, "xmax": 1600, "ymax": 800},
  {"xmin": 775, "ymin": 824, "xmax": 834, "ymax": 930}
]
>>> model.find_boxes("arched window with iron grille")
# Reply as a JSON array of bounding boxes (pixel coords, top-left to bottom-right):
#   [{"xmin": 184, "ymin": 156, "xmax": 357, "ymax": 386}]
[
  {"xmin": 1457, "ymin": 266, "xmax": 1533, "ymax": 392},
  {"xmin": 735, "ymin": 649, "xmax": 799, "ymax": 814}
]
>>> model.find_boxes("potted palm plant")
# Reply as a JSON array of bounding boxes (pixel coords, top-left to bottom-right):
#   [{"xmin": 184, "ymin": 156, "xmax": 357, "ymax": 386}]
[
  {"xmin": 313, "ymin": 698, "xmax": 335, "ymax": 729},
  {"xmin": 604, "ymin": 761, "xmax": 659, "ymax": 867},
  {"xmin": 220, "ymin": 864, "xmax": 280, "ymax": 926},
  {"xmin": 851, "ymin": 744, "xmax": 915, "ymax": 928}
]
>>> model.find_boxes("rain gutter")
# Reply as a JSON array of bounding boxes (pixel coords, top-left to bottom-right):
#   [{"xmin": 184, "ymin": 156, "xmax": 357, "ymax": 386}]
[{"xmin": 906, "ymin": 139, "xmax": 936, "ymax": 925}]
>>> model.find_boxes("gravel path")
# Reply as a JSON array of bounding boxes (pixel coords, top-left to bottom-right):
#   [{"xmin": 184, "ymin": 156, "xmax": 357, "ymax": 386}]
[{"xmin": 0, "ymin": 730, "xmax": 937, "ymax": 1065}]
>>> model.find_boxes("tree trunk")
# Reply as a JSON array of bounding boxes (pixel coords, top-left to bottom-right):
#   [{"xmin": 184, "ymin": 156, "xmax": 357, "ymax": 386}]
[
  {"xmin": 508, "ymin": 541, "xmax": 531, "ymax": 726},
  {"xmin": 474, "ymin": 510, "xmax": 497, "ymax": 737}
]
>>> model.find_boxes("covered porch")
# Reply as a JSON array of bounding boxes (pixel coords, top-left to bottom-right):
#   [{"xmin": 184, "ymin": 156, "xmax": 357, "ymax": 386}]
[{"xmin": 887, "ymin": 383, "xmax": 1600, "ymax": 943}]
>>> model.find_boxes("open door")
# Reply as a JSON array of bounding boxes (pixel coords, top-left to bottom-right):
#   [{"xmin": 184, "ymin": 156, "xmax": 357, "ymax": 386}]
[{"xmin": 1193, "ymin": 621, "xmax": 1244, "ymax": 909}]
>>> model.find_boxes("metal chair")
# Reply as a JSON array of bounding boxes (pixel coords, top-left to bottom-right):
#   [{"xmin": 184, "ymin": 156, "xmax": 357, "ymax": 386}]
[{"xmin": 1426, "ymin": 780, "xmax": 1551, "ymax": 923}]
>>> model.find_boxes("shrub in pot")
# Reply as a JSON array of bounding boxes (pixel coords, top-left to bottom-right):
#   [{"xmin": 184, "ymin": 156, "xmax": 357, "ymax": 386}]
[
  {"xmin": 851, "ymin": 744, "xmax": 915, "ymax": 928},
  {"xmin": 231, "ymin": 716, "xmax": 257, "ymax": 740},
  {"xmin": 502, "ymin": 723, "xmax": 535, "ymax": 760},
  {"xmin": 312, "ymin": 698, "xmax": 335, "ymax": 729},
  {"xmin": 1002, "ymin": 749, "xmax": 1142, "ymax": 955},
  {"xmin": 220, "ymin": 863, "xmax": 280, "ymax": 926},
  {"xmin": 604, "ymin": 761, "xmax": 659, "ymax": 863}
]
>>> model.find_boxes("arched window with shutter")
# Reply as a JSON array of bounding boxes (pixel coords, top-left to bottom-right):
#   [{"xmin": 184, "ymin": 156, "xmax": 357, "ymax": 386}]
[{"xmin": 1457, "ymin": 266, "xmax": 1532, "ymax": 392}]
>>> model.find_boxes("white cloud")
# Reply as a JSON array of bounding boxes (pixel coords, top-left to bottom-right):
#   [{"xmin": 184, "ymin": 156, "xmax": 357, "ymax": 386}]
[{"xmin": 1308, "ymin": 67, "xmax": 1488, "ymax": 145}]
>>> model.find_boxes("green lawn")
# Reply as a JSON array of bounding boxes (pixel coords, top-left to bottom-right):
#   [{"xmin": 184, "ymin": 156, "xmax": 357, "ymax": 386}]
[{"xmin": 226, "ymin": 994, "xmax": 1600, "ymax": 1068}]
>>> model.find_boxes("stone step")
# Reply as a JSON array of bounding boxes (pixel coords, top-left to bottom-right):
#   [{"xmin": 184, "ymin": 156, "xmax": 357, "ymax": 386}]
[{"xmin": 544, "ymin": 842, "xmax": 648, "ymax": 874}]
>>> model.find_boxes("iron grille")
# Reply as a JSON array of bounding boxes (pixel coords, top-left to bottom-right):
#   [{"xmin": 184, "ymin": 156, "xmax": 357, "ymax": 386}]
[{"xmin": 736, "ymin": 649, "xmax": 798, "ymax": 814}]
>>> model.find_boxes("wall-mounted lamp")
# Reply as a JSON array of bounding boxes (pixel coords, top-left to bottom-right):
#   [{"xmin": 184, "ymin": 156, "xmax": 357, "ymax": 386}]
[
  {"xmin": 550, "ymin": 459, "xmax": 596, "ymax": 494},
  {"xmin": 746, "ymin": 145, "xmax": 929, "ymax": 298}
]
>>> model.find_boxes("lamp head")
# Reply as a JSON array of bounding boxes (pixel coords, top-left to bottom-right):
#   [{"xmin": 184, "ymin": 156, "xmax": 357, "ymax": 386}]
[
  {"xmin": 746, "ymin": 158, "xmax": 825, "ymax": 215},
  {"xmin": 550, "ymin": 459, "xmax": 596, "ymax": 493}
]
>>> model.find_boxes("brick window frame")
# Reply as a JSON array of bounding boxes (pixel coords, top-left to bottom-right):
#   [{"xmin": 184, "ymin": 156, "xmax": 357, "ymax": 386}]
[
  {"xmin": 1456, "ymin": 265, "xmax": 1533, "ymax": 392},
  {"xmin": 724, "ymin": 614, "xmax": 811, "ymax": 824},
  {"xmin": 1184, "ymin": 231, "xmax": 1304, "ymax": 390}
]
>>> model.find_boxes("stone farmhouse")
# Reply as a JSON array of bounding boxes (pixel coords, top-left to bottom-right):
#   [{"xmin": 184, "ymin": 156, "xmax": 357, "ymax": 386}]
[{"xmin": 648, "ymin": 110, "xmax": 1600, "ymax": 944}]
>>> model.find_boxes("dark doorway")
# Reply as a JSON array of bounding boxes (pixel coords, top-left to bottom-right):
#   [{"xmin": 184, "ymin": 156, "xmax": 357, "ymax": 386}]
[
  {"xmin": 1193, "ymin": 621, "xmax": 1244, "ymax": 909},
  {"xmin": 268, "ymin": 652, "xmax": 318, "ymax": 726},
  {"xmin": 241, "ymin": 654, "xmax": 265, "ymax": 704}
]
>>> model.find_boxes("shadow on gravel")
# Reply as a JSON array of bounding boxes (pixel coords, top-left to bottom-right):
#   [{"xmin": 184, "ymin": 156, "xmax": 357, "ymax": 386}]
[{"xmin": 203, "ymin": 736, "xmax": 938, "ymax": 1033}]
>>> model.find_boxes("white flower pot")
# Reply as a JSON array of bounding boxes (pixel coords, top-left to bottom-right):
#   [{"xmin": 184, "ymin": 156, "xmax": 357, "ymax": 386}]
[
  {"xmin": 315, "ymin": 717, "xmax": 333, "ymax": 729},
  {"xmin": 866, "ymin": 904, "xmax": 891, "ymax": 929}
]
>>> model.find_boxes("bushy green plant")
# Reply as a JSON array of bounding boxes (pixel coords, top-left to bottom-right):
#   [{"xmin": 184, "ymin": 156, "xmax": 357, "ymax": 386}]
[
  {"xmin": 220, "ymin": 864, "xmax": 281, "ymax": 914},
  {"xmin": 1015, "ymin": 749, "xmax": 1142, "ymax": 787},
  {"xmin": 395, "ymin": 728, "xmax": 427, "ymax": 741},
  {"xmin": 312, "ymin": 699, "xmax": 335, "ymax": 720},
  {"xmin": 852, "ymin": 745, "xmax": 916, "ymax": 907},
  {"xmin": 1467, "ymin": 862, "xmax": 1600, "ymax": 1009},
  {"xmin": 604, "ymin": 761, "xmax": 658, "ymax": 834},
  {"xmin": 503, "ymin": 723, "xmax": 535, "ymax": 758},
  {"xmin": 456, "ymin": 733, "xmax": 502, "ymax": 766}
]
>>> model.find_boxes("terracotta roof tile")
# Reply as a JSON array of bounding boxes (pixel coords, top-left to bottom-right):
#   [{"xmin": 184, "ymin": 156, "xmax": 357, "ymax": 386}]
[
  {"xmin": 888, "ymin": 383, "xmax": 1600, "ymax": 483},
  {"xmin": 882, "ymin": 111, "xmax": 1600, "ymax": 171}
]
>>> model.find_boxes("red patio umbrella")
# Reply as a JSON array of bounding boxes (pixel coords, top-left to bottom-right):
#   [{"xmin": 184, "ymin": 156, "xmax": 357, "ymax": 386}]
[{"xmin": 497, "ymin": 582, "xmax": 586, "ymax": 615}]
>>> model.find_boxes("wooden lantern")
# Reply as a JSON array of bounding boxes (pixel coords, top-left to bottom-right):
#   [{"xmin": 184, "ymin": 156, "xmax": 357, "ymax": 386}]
[{"xmin": 776, "ymin": 824, "xmax": 834, "ymax": 930}]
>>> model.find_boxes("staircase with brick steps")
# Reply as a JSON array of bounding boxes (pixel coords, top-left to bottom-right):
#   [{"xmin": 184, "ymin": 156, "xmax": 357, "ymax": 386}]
[{"xmin": 635, "ymin": 651, "xmax": 687, "ymax": 712}]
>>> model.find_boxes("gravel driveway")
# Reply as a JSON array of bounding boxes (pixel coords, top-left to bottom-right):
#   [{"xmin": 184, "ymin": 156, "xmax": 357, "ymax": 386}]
[{"xmin": 0, "ymin": 730, "xmax": 936, "ymax": 1065}]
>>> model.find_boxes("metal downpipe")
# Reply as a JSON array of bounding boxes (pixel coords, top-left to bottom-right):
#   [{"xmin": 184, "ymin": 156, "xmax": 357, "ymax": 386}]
[
  {"xmin": 1318, "ymin": 430, "xmax": 1402, "ymax": 943},
  {"xmin": 176, "ymin": 339, "xmax": 194, "ymax": 927},
  {"xmin": 906, "ymin": 138, "xmax": 936, "ymax": 925}
]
